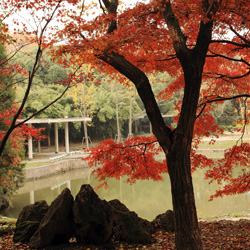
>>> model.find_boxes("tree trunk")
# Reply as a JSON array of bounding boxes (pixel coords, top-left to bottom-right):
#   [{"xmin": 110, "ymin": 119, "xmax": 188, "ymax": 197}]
[
  {"xmin": 115, "ymin": 83, "xmax": 122, "ymax": 143},
  {"xmin": 166, "ymin": 55, "xmax": 204, "ymax": 248},
  {"xmin": 167, "ymin": 140, "xmax": 202, "ymax": 250},
  {"xmin": 98, "ymin": 52, "xmax": 203, "ymax": 249},
  {"xmin": 81, "ymin": 83, "xmax": 89, "ymax": 149}
]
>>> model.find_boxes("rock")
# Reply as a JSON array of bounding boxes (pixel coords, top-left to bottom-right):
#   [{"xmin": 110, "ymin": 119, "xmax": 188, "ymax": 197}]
[
  {"xmin": 29, "ymin": 188, "xmax": 74, "ymax": 249},
  {"xmin": 0, "ymin": 196, "xmax": 10, "ymax": 212},
  {"xmin": 13, "ymin": 200, "xmax": 49, "ymax": 243},
  {"xmin": 152, "ymin": 210, "xmax": 175, "ymax": 232},
  {"xmin": 73, "ymin": 184, "xmax": 113, "ymax": 244},
  {"xmin": 109, "ymin": 199, "xmax": 152, "ymax": 244}
]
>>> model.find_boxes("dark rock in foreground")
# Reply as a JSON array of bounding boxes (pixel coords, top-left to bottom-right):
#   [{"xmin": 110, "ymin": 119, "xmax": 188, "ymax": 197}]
[
  {"xmin": 109, "ymin": 199, "xmax": 152, "ymax": 244},
  {"xmin": 13, "ymin": 200, "xmax": 49, "ymax": 243},
  {"xmin": 14, "ymin": 183, "xmax": 174, "ymax": 249},
  {"xmin": 29, "ymin": 188, "xmax": 74, "ymax": 249},
  {"xmin": 152, "ymin": 210, "xmax": 175, "ymax": 232},
  {"xmin": 73, "ymin": 184, "xmax": 113, "ymax": 244}
]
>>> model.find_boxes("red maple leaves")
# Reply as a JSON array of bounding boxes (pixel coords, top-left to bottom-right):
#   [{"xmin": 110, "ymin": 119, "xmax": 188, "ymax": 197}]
[
  {"xmin": 205, "ymin": 143, "xmax": 250, "ymax": 200},
  {"xmin": 83, "ymin": 136, "xmax": 167, "ymax": 189},
  {"xmin": 0, "ymin": 108, "xmax": 46, "ymax": 142}
]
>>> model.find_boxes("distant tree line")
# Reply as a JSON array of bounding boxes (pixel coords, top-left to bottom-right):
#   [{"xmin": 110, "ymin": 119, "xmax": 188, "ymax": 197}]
[{"xmin": 12, "ymin": 45, "xmax": 242, "ymax": 147}]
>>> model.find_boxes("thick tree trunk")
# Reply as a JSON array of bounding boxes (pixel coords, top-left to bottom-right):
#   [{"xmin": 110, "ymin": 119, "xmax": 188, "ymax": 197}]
[
  {"xmin": 167, "ymin": 140, "xmax": 202, "ymax": 250},
  {"xmin": 166, "ymin": 57, "xmax": 203, "ymax": 249},
  {"xmin": 98, "ymin": 52, "xmax": 203, "ymax": 249}
]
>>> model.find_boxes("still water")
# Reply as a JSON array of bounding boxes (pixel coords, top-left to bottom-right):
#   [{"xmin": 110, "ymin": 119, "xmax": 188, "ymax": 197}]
[{"xmin": 4, "ymin": 167, "xmax": 250, "ymax": 220}]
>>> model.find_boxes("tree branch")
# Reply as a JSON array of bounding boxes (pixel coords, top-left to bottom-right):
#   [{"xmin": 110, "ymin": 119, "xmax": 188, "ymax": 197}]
[
  {"xmin": 207, "ymin": 50, "xmax": 250, "ymax": 67},
  {"xmin": 161, "ymin": 1, "xmax": 188, "ymax": 55},
  {"xmin": 97, "ymin": 52, "xmax": 173, "ymax": 152},
  {"xmin": 199, "ymin": 94, "xmax": 250, "ymax": 106},
  {"xmin": 0, "ymin": 0, "xmax": 64, "ymax": 156},
  {"xmin": 101, "ymin": 0, "xmax": 118, "ymax": 34}
]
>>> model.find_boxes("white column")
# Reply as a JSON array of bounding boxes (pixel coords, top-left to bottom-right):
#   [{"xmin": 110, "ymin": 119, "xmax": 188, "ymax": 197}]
[
  {"xmin": 28, "ymin": 123, "xmax": 33, "ymax": 160},
  {"xmin": 65, "ymin": 121, "xmax": 69, "ymax": 154},
  {"xmin": 54, "ymin": 123, "xmax": 59, "ymax": 153},
  {"xmin": 30, "ymin": 190, "xmax": 34, "ymax": 204}
]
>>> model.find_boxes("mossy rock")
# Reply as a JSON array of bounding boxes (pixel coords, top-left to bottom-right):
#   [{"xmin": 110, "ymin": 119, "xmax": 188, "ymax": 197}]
[{"xmin": 13, "ymin": 220, "xmax": 40, "ymax": 242}]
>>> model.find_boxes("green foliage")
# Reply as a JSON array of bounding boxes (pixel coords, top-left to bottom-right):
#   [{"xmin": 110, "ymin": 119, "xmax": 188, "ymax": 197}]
[
  {"xmin": 13, "ymin": 46, "xmax": 77, "ymax": 139},
  {"xmin": 213, "ymin": 100, "xmax": 242, "ymax": 131},
  {"xmin": 88, "ymin": 79, "xmax": 143, "ymax": 140},
  {"xmin": 16, "ymin": 82, "xmax": 72, "ymax": 119},
  {"xmin": 0, "ymin": 43, "xmax": 15, "ymax": 112}
]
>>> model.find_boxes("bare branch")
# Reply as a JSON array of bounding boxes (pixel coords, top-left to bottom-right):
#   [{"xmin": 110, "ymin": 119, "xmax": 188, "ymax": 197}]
[
  {"xmin": 98, "ymin": 0, "xmax": 107, "ymax": 15},
  {"xmin": 210, "ymin": 39, "xmax": 250, "ymax": 48},
  {"xmin": 195, "ymin": 103, "xmax": 206, "ymax": 120},
  {"xmin": 79, "ymin": 0, "xmax": 85, "ymax": 17},
  {"xmin": 230, "ymin": 26, "xmax": 250, "ymax": 45},
  {"xmin": 199, "ymin": 94, "xmax": 250, "ymax": 106}
]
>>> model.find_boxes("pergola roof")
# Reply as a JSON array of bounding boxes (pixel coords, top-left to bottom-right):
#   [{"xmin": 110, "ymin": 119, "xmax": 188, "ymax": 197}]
[{"xmin": 18, "ymin": 117, "xmax": 92, "ymax": 160}]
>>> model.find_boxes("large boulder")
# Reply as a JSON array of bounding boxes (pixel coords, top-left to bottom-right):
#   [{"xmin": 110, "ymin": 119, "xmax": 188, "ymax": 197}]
[
  {"xmin": 13, "ymin": 200, "xmax": 49, "ymax": 243},
  {"xmin": 29, "ymin": 188, "xmax": 75, "ymax": 249},
  {"xmin": 152, "ymin": 210, "xmax": 175, "ymax": 232},
  {"xmin": 73, "ymin": 184, "xmax": 113, "ymax": 244},
  {"xmin": 109, "ymin": 199, "xmax": 152, "ymax": 244}
]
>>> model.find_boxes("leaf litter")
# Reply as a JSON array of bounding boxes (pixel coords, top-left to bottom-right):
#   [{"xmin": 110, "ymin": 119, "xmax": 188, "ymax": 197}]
[{"xmin": 0, "ymin": 219, "xmax": 249, "ymax": 249}]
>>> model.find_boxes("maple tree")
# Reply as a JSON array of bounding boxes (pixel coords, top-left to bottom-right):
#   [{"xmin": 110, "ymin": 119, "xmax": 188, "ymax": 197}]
[
  {"xmin": 54, "ymin": 1, "xmax": 250, "ymax": 249},
  {"xmin": 1, "ymin": 0, "xmax": 250, "ymax": 249}
]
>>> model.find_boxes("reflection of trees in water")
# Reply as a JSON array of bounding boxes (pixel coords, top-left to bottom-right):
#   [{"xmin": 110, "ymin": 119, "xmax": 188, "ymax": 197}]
[{"xmin": 6, "ymin": 168, "xmax": 250, "ymax": 220}]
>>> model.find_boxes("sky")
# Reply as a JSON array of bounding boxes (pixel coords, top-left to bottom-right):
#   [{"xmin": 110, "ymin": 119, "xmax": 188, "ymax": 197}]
[{"xmin": 3, "ymin": 0, "xmax": 149, "ymax": 34}]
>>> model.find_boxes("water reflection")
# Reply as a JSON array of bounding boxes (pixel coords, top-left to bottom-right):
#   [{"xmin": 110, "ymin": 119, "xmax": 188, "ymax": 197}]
[{"xmin": 4, "ymin": 167, "xmax": 250, "ymax": 220}]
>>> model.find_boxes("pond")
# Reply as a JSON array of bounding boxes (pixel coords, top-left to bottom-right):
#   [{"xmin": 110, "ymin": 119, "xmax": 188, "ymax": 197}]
[{"xmin": 4, "ymin": 167, "xmax": 250, "ymax": 220}]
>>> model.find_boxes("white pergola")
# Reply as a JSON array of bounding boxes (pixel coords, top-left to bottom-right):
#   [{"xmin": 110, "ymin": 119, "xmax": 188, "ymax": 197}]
[{"xmin": 18, "ymin": 117, "xmax": 91, "ymax": 160}]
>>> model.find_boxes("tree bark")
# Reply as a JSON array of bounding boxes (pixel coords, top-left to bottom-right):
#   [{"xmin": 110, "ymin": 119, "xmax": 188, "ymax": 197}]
[{"xmin": 167, "ymin": 60, "xmax": 204, "ymax": 249}]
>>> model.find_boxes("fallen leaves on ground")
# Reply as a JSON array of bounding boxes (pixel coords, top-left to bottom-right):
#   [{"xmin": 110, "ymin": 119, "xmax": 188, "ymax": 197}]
[{"xmin": 0, "ymin": 219, "xmax": 249, "ymax": 249}]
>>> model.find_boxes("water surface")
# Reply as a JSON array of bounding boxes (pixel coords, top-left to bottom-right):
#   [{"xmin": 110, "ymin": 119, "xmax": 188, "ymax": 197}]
[{"xmin": 4, "ymin": 167, "xmax": 250, "ymax": 220}]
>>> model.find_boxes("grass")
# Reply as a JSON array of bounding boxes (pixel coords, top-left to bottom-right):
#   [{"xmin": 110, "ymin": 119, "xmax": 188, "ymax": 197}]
[
  {"xmin": 197, "ymin": 138, "xmax": 250, "ymax": 150},
  {"xmin": 0, "ymin": 216, "xmax": 16, "ymax": 236},
  {"xmin": 199, "ymin": 152, "xmax": 225, "ymax": 159},
  {"xmin": 199, "ymin": 213, "xmax": 249, "ymax": 221},
  {"xmin": 24, "ymin": 161, "xmax": 51, "ymax": 168}
]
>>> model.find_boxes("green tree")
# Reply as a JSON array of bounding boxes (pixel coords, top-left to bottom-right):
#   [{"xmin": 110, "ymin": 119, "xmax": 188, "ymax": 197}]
[
  {"xmin": 213, "ymin": 100, "xmax": 242, "ymax": 131},
  {"xmin": 88, "ymin": 78, "xmax": 142, "ymax": 140}
]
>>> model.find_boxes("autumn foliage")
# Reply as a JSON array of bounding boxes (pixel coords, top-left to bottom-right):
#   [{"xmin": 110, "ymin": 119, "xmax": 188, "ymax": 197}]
[
  {"xmin": 85, "ymin": 136, "xmax": 167, "ymax": 188},
  {"xmin": 1, "ymin": 1, "xmax": 250, "ymax": 248},
  {"xmin": 0, "ymin": 0, "xmax": 246, "ymax": 200}
]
